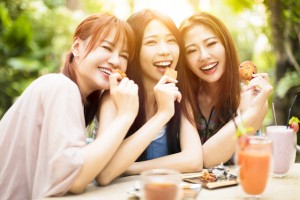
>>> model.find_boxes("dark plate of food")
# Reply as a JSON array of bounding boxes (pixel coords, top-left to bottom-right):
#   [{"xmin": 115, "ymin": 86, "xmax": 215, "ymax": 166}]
[{"xmin": 182, "ymin": 163, "xmax": 238, "ymax": 189}]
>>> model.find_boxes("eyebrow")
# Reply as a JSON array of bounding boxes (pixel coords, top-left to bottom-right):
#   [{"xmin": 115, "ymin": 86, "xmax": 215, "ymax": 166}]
[
  {"xmin": 143, "ymin": 33, "xmax": 175, "ymax": 40},
  {"xmin": 102, "ymin": 39, "xmax": 129, "ymax": 54},
  {"xmin": 185, "ymin": 36, "xmax": 217, "ymax": 49},
  {"xmin": 102, "ymin": 40, "xmax": 115, "ymax": 47}
]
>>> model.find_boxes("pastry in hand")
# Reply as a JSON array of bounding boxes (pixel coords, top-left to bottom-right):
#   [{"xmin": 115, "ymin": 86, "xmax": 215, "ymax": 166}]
[
  {"xmin": 164, "ymin": 67, "xmax": 177, "ymax": 80},
  {"xmin": 239, "ymin": 61, "xmax": 257, "ymax": 84},
  {"xmin": 113, "ymin": 69, "xmax": 127, "ymax": 79}
]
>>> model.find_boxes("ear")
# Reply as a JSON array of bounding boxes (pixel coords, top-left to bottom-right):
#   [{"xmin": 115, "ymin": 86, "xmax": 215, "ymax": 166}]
[{"xmin": 71, "ymin": 37, "xmax": 81, "ymax": 57}]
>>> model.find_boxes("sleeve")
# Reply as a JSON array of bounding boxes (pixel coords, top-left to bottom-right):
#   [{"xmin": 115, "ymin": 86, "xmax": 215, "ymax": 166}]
[{"xmin": 33, "ymin": 75, "xmax": 87, "ymax": 198}]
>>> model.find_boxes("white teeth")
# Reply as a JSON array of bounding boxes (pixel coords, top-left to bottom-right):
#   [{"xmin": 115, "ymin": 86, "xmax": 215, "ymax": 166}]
[
  {"xmin": 154, "ymin": 61, "xmax": 171, "ymax": 67},
  {"xmin": 99, "ymin": 68, "xmax": 111, "ymax": 75},
  {"xmin": 202, "ymin": 63, "xmax": 217, "ymax": 70}
]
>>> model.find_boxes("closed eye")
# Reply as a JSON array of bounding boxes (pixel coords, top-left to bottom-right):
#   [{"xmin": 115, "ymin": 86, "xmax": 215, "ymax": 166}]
[
  {"xmin": 167, "ymin": 37, "xmax": 177, "ymax": 44},
  {"xmin": 207, "ymin": 41, "xmax": 217, "ymax": 47},
  {"xmin": 120, "ymin": 53, "xmax": 129, "ymax": 60},
  {"xmin": 102, "ymin": 45, "xmax": 112, "ymax": 51},
  {"xmin": 185, "ymin": 48, "xmax": 197, "ymax": 54},
  {"xmin": 144, "ymin": 39, "xmax": 157, "ymax": 46}
]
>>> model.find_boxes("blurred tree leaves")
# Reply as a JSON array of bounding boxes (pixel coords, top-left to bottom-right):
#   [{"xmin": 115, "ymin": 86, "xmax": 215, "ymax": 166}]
[{"xmin": 0, "ymin": 0, "xmax": 78, "ymax": 117}]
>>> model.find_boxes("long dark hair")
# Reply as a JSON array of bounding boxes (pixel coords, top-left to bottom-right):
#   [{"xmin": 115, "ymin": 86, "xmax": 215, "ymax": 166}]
[
  {"xmin": 126, "ymin": 9, "xmax": 184, "ymax": 161},
  {"xmin": 179, "ymin": 12, "xmax": 241, "ymax": 129},
  {"xmin": 62, "ymin": 13, "xmax": 135, "ymax": 126}
]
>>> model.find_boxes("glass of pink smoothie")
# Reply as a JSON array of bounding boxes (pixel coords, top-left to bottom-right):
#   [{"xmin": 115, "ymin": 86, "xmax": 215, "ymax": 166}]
[{"xmin": 266, "ymin": 126, "xmax": 297, "ymax": 177}]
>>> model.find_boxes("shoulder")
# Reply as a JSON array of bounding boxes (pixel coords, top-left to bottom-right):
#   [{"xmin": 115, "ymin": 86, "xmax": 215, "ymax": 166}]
[
  {"xmin": 28, "ymin": 74, "xmax": 82, "ymax": 105},
  {"xmin": 36, "ymin": 73, "xmax": 76, "ymax": 88},
  {"xmin": 34, "ymin": 73, "xmax": 79, "ymax": 95}
]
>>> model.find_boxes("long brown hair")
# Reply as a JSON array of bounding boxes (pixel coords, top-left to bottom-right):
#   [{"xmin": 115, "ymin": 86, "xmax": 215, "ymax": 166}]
[
  {"xmin": 179, "ymin": 12, "xmax": 241, "ymax": 128},
  {"xmin": 62, "ymin": 13, "xmax": 135, "ymax": 126},
  {"xmin": 126, "ymin": 9, "xmax": 184, "ymax": 161}
]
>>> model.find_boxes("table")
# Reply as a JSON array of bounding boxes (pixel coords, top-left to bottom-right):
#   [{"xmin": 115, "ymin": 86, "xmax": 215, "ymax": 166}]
[{"xmin": 44, "ymin": 163, "xmax": 300, "ymax": 200}]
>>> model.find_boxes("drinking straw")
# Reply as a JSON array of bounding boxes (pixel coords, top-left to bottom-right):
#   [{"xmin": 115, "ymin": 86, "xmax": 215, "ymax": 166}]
[
  {"xmin": 286, "ymin": 93, "xmax": 299, "ymax": 128},
  {"xmin": 272, "ymin": 102, "xmax": 277, "ymax": 126}
]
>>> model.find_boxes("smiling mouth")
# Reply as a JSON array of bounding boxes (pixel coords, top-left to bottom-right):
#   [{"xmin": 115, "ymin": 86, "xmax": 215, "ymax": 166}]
[
  {"xmin": 201, "ymin": 62, "xmax": 218, "ymax": 71},
  {"xmin": 154, "ymin": 61, "xmax": 172, "ymax": 69},
  {"xmin": 98, "ymin": 67, "xmax": 112, "ymax": 75}
]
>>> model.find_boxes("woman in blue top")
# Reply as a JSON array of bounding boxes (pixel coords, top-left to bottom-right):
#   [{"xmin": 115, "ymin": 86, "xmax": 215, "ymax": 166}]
[
  {"xmin": 179, "ymin": 12, "xmax": 273, "ymax": 167},
  {"xmin": 96, "ymin": 9, "xmax": 203, "ymax": 185}
]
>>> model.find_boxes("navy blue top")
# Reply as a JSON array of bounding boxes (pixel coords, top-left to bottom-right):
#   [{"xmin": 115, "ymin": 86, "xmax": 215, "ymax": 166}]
[{"xmin": 146, "ymin": 126, "xmax": 168, "ymax": 160}]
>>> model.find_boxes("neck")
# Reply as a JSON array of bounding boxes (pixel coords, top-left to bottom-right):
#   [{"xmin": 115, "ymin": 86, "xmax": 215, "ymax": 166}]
[
  {"xmin": 197, "ymin": 80, "xmax": 220, "ymax": 110},
  {"xmin": 77, "ymin": 79, "xmax": 90, "ymax": 105},
  {"xmin": 200, "ymin": 80, "xmax": 220, "ymax": 98}
]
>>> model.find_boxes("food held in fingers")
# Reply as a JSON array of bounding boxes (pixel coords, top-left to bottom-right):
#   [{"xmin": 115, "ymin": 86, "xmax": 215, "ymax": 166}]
[
  {"xmin": 113, "ymin": 69, "xmax": 127, "ymax": 79},
  {"xmin": 164, "ymin": 67, "xmax": 177, "ymax": 80},
  {"xmin": 239, "ymin": 61, "xmax": 257, "ymax": 83}
]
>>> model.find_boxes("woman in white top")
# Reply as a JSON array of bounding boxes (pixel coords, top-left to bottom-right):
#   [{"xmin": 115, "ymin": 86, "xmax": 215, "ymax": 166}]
[
  {"xmin": 96, "ymin": 9, "xmax": 203, "ymax": 186},
  {"xmin": 0, "ymin": 13, "xmax": 138, "ymax": 199}
]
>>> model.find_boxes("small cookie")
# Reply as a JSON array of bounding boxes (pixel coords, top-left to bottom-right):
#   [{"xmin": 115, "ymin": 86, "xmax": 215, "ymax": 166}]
[
  {"xmin": 239, "ymin": 61, "xmax": 257, "ymax": 82},
  {"xmin": 113, "ymin": 69, "xmax": 127, "ymax": 79},
  {"xmin": 164, "ymin": 68, "xmax": 177, "ymax": 79}
]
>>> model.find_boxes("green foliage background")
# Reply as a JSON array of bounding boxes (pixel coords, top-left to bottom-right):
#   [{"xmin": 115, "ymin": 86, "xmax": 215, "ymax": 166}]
[{"xmin": 0, "ymin": 0, "xmax": 78, "ymax": 117}]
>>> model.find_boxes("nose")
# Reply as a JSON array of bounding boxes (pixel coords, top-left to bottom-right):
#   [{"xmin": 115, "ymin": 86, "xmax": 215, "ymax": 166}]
[
  {"xmin": 108, "ymin": 52, "xmax": 120, "ymax": 68},
  {"xmin": 198, "ymin": 47, "xmax": 210, "ymax": 61},
  {"xmin": 158, "ymin": 41, "xmax": 170, "ymax": 56}
]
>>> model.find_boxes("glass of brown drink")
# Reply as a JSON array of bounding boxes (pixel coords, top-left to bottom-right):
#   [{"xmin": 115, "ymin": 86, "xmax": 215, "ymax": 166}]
[{"xmin": 141, "ymin": 168, "xmax": 181, "ymax": 200}]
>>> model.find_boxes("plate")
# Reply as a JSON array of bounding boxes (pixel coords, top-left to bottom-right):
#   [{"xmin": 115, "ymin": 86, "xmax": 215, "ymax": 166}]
[{"xmin": 182, "ymin": 170, "xmax": 238, "ymax": 189}]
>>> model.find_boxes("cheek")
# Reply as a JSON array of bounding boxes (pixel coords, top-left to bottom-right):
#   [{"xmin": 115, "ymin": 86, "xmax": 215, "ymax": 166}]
[
  {"xmin": 121, "ymin": 60, "xmax": 128, "ymax": 72},
  {"xmin": 173, "ymin": 46, "xmax": 180, "ymax": 62},
  {"xmin": 139, "ymin": 47, "xmax": 153, "ymax": 69},
  {"xmin": 186, "ymin": 55, "xmax": 197, "ymax": 69}
]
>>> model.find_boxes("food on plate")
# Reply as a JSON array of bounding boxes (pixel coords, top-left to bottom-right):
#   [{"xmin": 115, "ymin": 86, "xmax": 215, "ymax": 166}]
[
  {"xmin": 113, "ymin": 69, "xmax": 127, "ymax": 79},
  {"xmin": 239, "ymin": 61, "xmax": 257, "ymax": 83},
  {"xmin": 164, "ymin": 67, "xmax": 177, "ymax": 80},
  {"xmin": 200, "ymin": 172, "xmax": 217, "ymax": 183}
]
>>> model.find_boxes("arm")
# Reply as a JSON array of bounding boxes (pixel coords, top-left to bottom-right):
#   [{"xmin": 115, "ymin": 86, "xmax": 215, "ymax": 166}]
[
  {"xmin": 96, "ymin": 75, "xmax": 182, "ymax": 185},
  {"xmin": 69, "ymin": 75, "xmax": 139, "ymax": 194},
  {"xmin": 202, "ymin": 73, "xmax": 273, "ymax": 168},
  {"xmin": 125, "ymin": 113, "xmax": 203, "ymax": 175}
]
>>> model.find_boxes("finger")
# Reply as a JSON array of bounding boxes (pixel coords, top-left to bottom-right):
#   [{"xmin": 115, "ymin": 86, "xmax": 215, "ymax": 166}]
[
  {"xmin": 109, "ymin": 73, "xmax": 119, "ymax": 88},
  {"xmin": 164, "ymin": 82, "xmax": 177, "ymax": 88},
  {"xmin": 157, "ymin": 75, "xmax": 178, "ymax": 85},
  {"xmin": 175, "ymin": 91, "xmax": 182, "ymax": 103},
  {"xmin": 252, "ymin": 73, "xmax": 269, "ymax": 82},
  {"xmin": 117, "ymin": 77, "xmax": 129, "ymax": 88}
]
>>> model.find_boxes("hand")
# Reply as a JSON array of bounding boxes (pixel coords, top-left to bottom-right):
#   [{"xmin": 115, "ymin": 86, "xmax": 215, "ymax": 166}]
[
  {"xmin": 239, "ymin": 73, "xmax": 273, "ymax": 113},
  {"xmin": 154, "ymin": 75, "xmax": 182, "ymax": 117},
  {"xmin": 248, "ymin": 73, "xmax": 272, "ymax": 94},
  {"xmin": 238, "ymin": 73, "xmax": 273, "ymax": 132},
  {"xmin": 109, "ymin": 73, "xmax": 139, "ymax": 118}
]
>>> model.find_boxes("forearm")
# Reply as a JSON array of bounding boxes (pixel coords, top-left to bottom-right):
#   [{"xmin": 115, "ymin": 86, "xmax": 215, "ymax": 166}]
[
  {"xmin": 69, "ymin": 115, "xmax": 134, "ymax": 194},
  {"xmin": 126, "ymin": 125, "xmax": 203, "ymax": 175},
  {"xmin": 96, "ymin": 112, "xmax": 171, "ymax": 185},
  {"xmin": 202, "ymin": 118, "xmax": 237, "ymax": 168},
  {"xmin": 202, "ymin": 104, "xmax": 268, "ymax": 168},
  {"xmin": 125, "ymin": 150, "xmax": 203, "ymax": 175}
]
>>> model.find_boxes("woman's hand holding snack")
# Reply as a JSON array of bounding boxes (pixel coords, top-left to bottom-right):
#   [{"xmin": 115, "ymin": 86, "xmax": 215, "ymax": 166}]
[
  {"xmin": 109, "ymin": 72, "xmax": 139, "ymax": 119},
  {"xmin": 154, "ymin": 75, "xmax": 182, "ymax": 118}
]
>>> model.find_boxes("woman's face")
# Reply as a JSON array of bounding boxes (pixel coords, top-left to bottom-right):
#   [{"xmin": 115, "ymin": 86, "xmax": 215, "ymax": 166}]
[
  {"xmin": 139, "ymin": 20, "xmax": 179, "ymax": 83},
  {"xmin": 74, "ymin": 28, "xmax": 129, "ymax": 95},
  {"xmin": 183, "ymin": 24, "xmax": 226, "ymax": 84}
]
